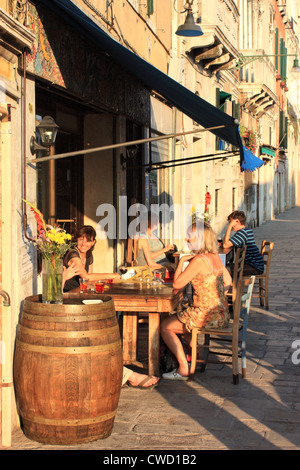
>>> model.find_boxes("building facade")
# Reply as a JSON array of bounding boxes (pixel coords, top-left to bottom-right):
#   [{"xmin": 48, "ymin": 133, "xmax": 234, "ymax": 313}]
[{"xmin": 0, "ymin": 0, "xmax": 299, "ymax": 446}]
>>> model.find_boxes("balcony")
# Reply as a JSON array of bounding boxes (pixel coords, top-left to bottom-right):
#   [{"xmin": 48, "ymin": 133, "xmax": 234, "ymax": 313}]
[
  {"xmin": 238, "ymin": 50, "xmax": 277, "ymax": 117},
  {"xmin": 184, "ymin": 0, "xmax": 239, "ymax": 74},
  {"xmin": 186, "ymin": 25, "xmax": 238, "ymax": 74}
]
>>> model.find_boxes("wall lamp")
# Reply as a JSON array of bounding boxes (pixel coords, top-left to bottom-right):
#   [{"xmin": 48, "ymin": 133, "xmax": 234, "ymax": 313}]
[
  {"xmin": 175, "ymin": 0, "xmax": 203, "ymax": 37},
  {"xmin": 230, "ymin": 53, "xmax": 300, "ymax": 71},
  {"xmin": 30, "ymin": 115, "xmax": 59, "ymax": 155}
]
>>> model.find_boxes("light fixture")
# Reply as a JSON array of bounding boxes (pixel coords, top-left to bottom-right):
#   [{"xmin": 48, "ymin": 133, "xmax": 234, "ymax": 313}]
[
  {"xmin": 230, "ymin": 53, "xmax": 300, "ymax": 72},
  {"xmin": 175, "ymin": 1, "xmax": 203, "ymax": 37},
  {"xmin": 30, "ymin": 115, "xmax": 59, "ymax": 155},
  {"xmin": 292, "ymin": 57, "xmax": 300, "ymax": 72}
]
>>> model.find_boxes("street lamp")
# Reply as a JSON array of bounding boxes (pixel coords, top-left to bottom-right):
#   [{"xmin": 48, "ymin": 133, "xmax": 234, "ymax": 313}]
[
  {"xmin": 30, "ymin": 115, "xmax": 59, "ymax": 155},
  {"xmin": 175, "ymin": 1, "xmax": 203, "ymax": 37},
  {"xmin": 230, "ymin": 53, "xmax": 300, "ymax": 71}
]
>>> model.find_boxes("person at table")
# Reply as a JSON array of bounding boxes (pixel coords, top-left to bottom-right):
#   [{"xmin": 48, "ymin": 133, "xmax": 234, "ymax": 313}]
[
  {"xmin": 122, "ymin": 367, "xmax": 160, "ymax": 389},
  {"xmin": 63, "ymin": 225, "xmax": 119, "ymax": 292},
  {"xmin": 135, "ymin": 212, "xmax": 175, "ymax": 269},
  {"xmin": 222, "ymin": 210, "xmax": 264, "ymax": 276},
  {"xmin": 62, "ymin": 265, "xmax": 159, "ymax": 389},
  {"xmin": 160, "ymin": 221, "xmax": 232, "ymax": 380}
]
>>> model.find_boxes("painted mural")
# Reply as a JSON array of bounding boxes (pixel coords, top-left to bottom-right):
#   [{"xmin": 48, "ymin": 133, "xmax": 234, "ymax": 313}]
[{"xmin": 26, "ymin": 2, "xmax": 150, "ymax": 124}]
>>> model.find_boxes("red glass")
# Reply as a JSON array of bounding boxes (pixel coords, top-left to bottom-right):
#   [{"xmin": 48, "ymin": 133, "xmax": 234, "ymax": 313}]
[{"xmin": 95, "ymin": 282, "xmax": 104, "ymax": 293}]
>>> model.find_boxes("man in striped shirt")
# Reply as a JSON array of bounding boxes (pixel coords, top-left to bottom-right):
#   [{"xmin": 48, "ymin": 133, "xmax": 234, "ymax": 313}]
[{"xmin": 223, "ymin": 211, "xmax": 264, "ymax": 276}]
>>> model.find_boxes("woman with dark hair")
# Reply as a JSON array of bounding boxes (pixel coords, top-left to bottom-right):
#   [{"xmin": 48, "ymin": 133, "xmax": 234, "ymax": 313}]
[{"xmin": 63, "ymin": 225, "xmax": 119, "ymax": 292}]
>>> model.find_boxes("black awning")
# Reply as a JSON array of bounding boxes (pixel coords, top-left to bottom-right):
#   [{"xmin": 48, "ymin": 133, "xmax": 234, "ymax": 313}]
[{"xmin": 35, "ymin": 0, "xmax": 244, "ymax": 161}]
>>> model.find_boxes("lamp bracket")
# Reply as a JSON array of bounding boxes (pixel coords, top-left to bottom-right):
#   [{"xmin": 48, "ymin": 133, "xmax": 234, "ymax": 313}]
[
  {"xmin": 231, "ymin": 53, "xmax": 298, "ymax": 70},
  {"xmin": 30, "ymin": 136, "xmax": 49, "ymax": 156}
]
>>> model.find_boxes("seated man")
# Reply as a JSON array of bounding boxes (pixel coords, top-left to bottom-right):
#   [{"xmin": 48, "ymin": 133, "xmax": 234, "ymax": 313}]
[{"xmin": 223, "ymin": 210, "xmax": 264, "ymax": 276}]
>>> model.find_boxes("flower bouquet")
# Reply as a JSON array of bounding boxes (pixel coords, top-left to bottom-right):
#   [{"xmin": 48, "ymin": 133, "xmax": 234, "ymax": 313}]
[{"xmin": 24, "ymin": 200, "xmax": 73, "ymax": 303}]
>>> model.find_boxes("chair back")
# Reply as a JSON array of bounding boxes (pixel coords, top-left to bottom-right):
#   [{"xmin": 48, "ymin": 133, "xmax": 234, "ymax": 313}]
[
  {"xmin": 239, "ymin": 276, "xmax": 255, "ymax": 319},
  {"xmin": 125, "ymin": 237, "xmax": 138, "ymax": 266},
  {"xmin": 261, "ymin": 240, "xmax": 274, "ymax": 276},
  {"xmin": 232, "ymin": 246, "xmax": 247, "ymax": 305},
  {"xmin": 125, "ymin": 197, "xmax": 139, "ymax": 266},
  {"xmin": 233, "ymin": 276, "xmax": 255, "ymax": 322}
]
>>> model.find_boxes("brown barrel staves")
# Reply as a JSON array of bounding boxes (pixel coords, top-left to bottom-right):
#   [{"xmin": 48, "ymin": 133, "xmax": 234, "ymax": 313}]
[{"xmin": 13, "ymin": 295, "xmax": 123, "ymax": 445}]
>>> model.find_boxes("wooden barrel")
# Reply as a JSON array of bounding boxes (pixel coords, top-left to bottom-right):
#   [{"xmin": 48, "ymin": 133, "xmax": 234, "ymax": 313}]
[{"xmin": 13, "ymin": 295, "xmax": 123, "ymax": 445}]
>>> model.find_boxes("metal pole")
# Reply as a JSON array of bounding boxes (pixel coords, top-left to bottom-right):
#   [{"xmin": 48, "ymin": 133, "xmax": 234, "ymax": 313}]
[
  {"xmin": 28, "ymin": 124, "xmax": 234, "ymax": 164},
  {"xmin": 125, "ymin": 150, "xmax": 239, "ymax": 170}
]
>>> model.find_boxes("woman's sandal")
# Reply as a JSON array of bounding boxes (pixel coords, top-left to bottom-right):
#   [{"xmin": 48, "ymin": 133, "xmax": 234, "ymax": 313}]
[{"xmin": 127, "ymin": 375, "xmax": 160, "ymax": 390}]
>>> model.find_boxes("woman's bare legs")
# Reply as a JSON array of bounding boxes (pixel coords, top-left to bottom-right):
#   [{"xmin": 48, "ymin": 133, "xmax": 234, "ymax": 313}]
[{"xmin": 160, "ymin": 315, "xmax": 189, "ymax": 377}]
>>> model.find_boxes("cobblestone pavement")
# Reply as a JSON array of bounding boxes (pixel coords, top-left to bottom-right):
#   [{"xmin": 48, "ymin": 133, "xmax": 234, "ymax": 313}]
[{"xmin": 6, "ymin": 207, "xmax": 300, "ymax": 451}]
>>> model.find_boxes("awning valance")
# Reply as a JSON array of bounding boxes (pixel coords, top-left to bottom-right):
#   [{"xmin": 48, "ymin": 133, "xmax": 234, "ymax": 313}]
[
  {"xmin": 241, "ymin": 147, "xmax": 264, "ymax": 172},
  {"xmin": 35, "ymin": 0, "xmax": 243, "ymax": 162},
  {"xmin": 261, "ymin": 146, "xmax": 276, "ymax": 157}
]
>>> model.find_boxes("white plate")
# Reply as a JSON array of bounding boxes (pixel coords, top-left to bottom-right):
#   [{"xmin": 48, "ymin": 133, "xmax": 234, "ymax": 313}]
[{"xmin": 82, "ymin": 299, "xmax": 103, "ymax": 305}]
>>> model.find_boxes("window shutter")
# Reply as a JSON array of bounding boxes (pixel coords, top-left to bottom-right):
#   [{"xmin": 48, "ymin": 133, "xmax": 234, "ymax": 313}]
[{"xmin": 147, "ymin": 0, "xmax": 154, "ymax": 16}]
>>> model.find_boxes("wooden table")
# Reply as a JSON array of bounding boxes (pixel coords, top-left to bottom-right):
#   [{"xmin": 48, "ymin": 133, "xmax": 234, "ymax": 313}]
[{"xmin": 67, "ymin": 283, "xmax": 183, "ymax": 376}]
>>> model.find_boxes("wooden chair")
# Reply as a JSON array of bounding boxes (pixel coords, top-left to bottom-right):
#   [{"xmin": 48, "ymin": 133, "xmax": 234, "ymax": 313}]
[
  {"xmin": 124, "ymin": 196, "xmax": 139, "ymax": 267},
  {"xmin": 189, "ymin": 276, "xmax": 255, "ymax": 384},
  {"xmin": 125, "ymin": 237, "xmax": 138, "ymax": 266},
  {"xmin": 226, "ymin": 246, "xmax": 247, "ymax": 309},
  {"xmin": 247, "ymin": 240, "xmax": 274, "ymax": 310}
]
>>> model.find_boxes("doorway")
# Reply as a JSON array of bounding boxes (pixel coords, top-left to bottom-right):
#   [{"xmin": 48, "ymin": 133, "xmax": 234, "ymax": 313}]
[
  {"xmin": 126, "ymin": 120, "xmax": 144, "ymax": 208},
  {"xmin": 36, "ymin": 86, "xmax": 85, "ymax": 235}
]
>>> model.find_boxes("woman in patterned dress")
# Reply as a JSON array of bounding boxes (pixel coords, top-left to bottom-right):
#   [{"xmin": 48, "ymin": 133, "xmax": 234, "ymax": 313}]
[{"xmin": 160, "ymin": 221, "xmax": 232, "ymax": 380}]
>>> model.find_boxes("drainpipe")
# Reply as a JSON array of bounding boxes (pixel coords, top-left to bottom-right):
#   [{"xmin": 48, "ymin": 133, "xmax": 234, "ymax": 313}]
[
  {"xmin": 0, "ymin": 291, "xmax": 10, "ymax": 307},
  {"xmin": 22, "ymin": 48, "xmax": 35, "ymax": 242}
]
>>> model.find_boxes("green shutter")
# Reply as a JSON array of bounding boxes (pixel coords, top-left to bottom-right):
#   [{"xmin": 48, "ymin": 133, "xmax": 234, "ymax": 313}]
[
  {"xmin": 232, "ymin": 100, "xmax": 240, "ymax": 121},
  {"xmin": 284, "ymin": 44, "xmax": 287, "ymax": 79},
  {"xmin": 275, "ymin": 28, "xmax": 278, "ymax": 70},
  {"xmin": 285, "ymin": 116, "xmax": 288, "ymax": 148},
  {"xmin": 280, "ymin": 38, "xmax": 283, "ymax": 77},
  {"xmin": 279, "ymin": 111, "xmax": 285, "ymax": 147},
  {"xmin": 216, "ymin": 88, "xmax": 220, "ymax": 149},
  {"xmin": 147, "ymin": 0, "xmax": 154, "ymax": 16},
  {"xmin": 216, "ymin": 88, "xmax": 220, "ymax": 108}
]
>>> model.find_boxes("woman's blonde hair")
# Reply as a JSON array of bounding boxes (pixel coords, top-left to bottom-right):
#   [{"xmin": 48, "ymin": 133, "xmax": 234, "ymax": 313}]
[{"xmin": 188, "ymin": 221, "xmax": 217, "ymax": 254}]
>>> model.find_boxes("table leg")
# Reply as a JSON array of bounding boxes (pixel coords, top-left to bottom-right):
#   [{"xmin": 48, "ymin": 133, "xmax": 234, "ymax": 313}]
[
  {"xmin": 122, "ymin": 312, "xmax": 138, "ymax": 364},
  {"xmin": 148, "ymin": 313, "xmax": 160, "ymax": 377}
]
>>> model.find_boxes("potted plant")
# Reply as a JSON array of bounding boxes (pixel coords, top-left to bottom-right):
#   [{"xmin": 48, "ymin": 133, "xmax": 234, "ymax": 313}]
[
  {"xmin": 239, "ymin": 125, "xmax": 260, "ymax": 153},
  {"xmin": 24, "ymin": 200, "xmax": 74, "ymax": 303}
]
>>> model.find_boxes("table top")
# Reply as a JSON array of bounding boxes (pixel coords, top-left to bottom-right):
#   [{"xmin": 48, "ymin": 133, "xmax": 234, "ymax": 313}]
[
  {"xmin": 68, "ymin": 281, "xmax": 178, "ymax": 297},
  {"xmin": 66, "ymin": 281, "xmax": 183, "ymax": 312}
]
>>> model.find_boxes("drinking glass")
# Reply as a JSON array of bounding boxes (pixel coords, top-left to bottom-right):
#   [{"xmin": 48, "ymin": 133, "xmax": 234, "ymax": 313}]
[
  {"xmin": 80, "ymin": 278, "xmax": 88, "ymax": 293},
  {"xmin": 95, "ymin": 281, "xmax": 104, "ymax": 293}
]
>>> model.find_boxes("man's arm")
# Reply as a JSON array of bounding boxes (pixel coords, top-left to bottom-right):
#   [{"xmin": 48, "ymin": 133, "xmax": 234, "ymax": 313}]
[{"xmin": 223, "ymin": 219, "xmax": 235, "ymax": 249}]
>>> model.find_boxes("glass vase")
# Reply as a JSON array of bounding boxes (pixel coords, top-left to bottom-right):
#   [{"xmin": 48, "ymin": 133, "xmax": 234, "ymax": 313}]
[{"xmin": 42, "ymin": 257, "xmax": 63, "ymax": 304}]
